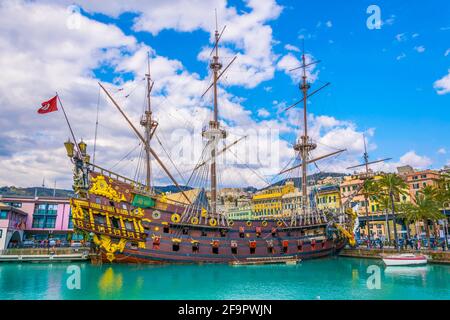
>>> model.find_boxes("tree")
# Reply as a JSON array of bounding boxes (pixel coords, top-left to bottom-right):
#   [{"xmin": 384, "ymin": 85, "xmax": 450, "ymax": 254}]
[
  {"xmin": 359, "ymin": 178, "xmax": 381, "ymax": 245},
  {"xmin": 377, "ymin": 195, "xmax": 393, "ymax": 242},
  {"xmin": 409, "ymin": 194, "xmax": 444, "ymax": 248},
  {"xmin": 398, "ymin": 202, "xmax": 422, "ymax": 241},
  {"xmin": 377, "ymin": 173, "xmax": 408, "ymax": 250}
]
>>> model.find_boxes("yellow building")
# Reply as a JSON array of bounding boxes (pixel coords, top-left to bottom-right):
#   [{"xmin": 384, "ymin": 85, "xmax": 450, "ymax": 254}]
[
  {"xmin": 316, "ymin": 185, "xmax": 341, "ymax": 212},
  {"xmin": 252, "ymin": 181, "xmax": 295, "ymax": 219}
]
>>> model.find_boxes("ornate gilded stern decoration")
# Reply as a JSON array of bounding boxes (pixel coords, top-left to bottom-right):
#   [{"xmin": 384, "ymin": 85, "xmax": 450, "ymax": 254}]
[
  {"xmin": 89, "ymin": 175, "xmax": 126, "ymax": 203},
  {"xmin": 92, "ymin": 234, "xmax": 127, "ymax": 262},
  {"xmin": 70, "ymin": 174, "xmax": 148, "ymax": 262}
]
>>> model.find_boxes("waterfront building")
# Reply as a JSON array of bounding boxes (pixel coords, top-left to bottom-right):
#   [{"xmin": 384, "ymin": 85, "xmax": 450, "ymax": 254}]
[
  {"xmin": 226, "ymin": 205, "xmax": 253, "ymax": 220},
  {"xmin": 396, "ymin": 165, "xmax": 414, "ymax": 177},
  {"xmin": 405, "ymin": 169, "xmax": 441, "ymax": 201},
  {"xmin": 316, "ymin": 176, "xmax": 343, "ymax": 186},
  {"xmin": 315, "ymin": 184, "xmax": 341, "ymax": 212},
  {"xmin": 252, "ymin": 181, "xmax": 295, "ymax": 219},
  {"xmin": 0, "ymin": 196, "xmax": 74, "ymax": 241},
  {"xmin": 281, "ymin": 189, "xmax": 302, "ymax": 217},
  {"xmin": 0, "ymin": 202, "xmax": 28, "ymax": 250}
]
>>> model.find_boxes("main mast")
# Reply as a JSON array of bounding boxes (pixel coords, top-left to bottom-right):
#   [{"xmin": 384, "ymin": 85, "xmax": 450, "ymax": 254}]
[
  {"xmin": 294, "ymin": 53, "xmax": 317, "ymax": 214},
  {"xmin": 202, "ymin": 13, "xmax": 226, "ymax": 216}
]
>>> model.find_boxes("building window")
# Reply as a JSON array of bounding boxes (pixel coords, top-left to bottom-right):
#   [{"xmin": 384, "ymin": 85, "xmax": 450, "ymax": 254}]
[
  {"xmin": 47, "ymin": 204, "xmax": 58, "ymax": 215},
  {"xmin": 32, "ymin": 216, "xmax": 45, "ymax": 228},
  {"xmin": 68, "ymin": 213, "xmax": 74, "ymax": 229},
  {"xmin": 0, "ymin": 210, "xmax": 8, "ymax": 219},
  {"xmin": 44, "ymin": 217, "xmax": 56, "ymax": 228}
]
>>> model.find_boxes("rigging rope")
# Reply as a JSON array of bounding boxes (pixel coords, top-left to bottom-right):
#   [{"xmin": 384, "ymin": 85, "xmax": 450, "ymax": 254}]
[
  {"xmin": 155, "ymin": 133, "xmax": 187, "ymax": 185},
  {"xmin": 108, "ymin": 143, "xmax": 141, "ymax": 172},
  {"xmin": 93, "ymin": 86, "xmax": 101, "ymax": 165}
]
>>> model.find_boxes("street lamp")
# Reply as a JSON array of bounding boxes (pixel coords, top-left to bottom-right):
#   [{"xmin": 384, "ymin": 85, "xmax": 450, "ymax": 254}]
[
  {"xmin": 64, "ymin": 139, "xmax": 75, "ymax": 158},
  {"xmin": 78, "ymin": 140, "xmax": 87, "ymax": 156}
]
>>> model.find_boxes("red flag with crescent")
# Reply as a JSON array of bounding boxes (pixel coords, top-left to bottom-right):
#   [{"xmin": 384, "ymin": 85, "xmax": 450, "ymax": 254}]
[{"xmin": 38, "ymin": 95, "xmax": 58, "ymax": 114}]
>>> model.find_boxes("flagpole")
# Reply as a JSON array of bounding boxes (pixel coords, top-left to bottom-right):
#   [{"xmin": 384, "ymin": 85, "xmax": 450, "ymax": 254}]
[{"xmin": 56, "ymin": 93, "xmax": 82, "ymax": 156}]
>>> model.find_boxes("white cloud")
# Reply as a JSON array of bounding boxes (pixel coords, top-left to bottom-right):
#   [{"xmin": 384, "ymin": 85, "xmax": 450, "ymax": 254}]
[
  {"xmin": 414, "ymin": 45, "xmax": 425, "ymax": 53},
  {"xmin": 284, "ymin": 44, "xmax": 300, "ymax": 52},
  {"xmin": 55, "ymin": 0, "xmax": 283, "ymax": 89},
  {"xmin": 399, "ymin": 151, "xmax": 432, "ymax": 168},
  {"xmin": 369, "ymin": 151, "xmax": 432, "ymax": 173},
  {"xmin": 325, "ymin": 20, "xmax": 332, "ymax": 28},
  {"xmin": 276, "ymin": 52, "xmax": 319, "ymax": 83},
  {"xmin": 434, "ymin": 69, "xmax": 450, "ymax": 95},
  {"xmin": 438, "ymin": 148, "xmax": 447, "ymax": 155},
  {"xmin": 412, "ymin": 33, "xmax": 419, "ymax": 38},
  {"xmin": 257, "ymin": 108, "xmax": 270, "ymax": 118},
  {"xmin": 382, "ymin": 14, "xmax": 396, "ymax": 26},
  {"xmin": 396, "ymin": 53, "xmax": 406, "ymax": 60},
  {"xmin": 395, "ymin": 33, "xmax": 407, "ymax": 42},
  {"xmin": 445, "ymin": 48, "xmax": 450, "ymax": 57}
]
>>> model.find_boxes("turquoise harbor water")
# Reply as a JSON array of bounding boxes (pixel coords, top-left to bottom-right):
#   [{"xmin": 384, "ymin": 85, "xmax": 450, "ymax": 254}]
[{"xmin": 0, "ymin": 257, "xmax": 448, "ymax": 300}]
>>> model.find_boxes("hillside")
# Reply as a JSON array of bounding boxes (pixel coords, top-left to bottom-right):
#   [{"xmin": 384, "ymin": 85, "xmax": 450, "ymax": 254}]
[
  {"xmin": 261, "ymin": 172, "xmax": 346, "ymax": 190},
  {"xmin": 0, "ymin": 185, "xmax": 193, "ymax": 198}
]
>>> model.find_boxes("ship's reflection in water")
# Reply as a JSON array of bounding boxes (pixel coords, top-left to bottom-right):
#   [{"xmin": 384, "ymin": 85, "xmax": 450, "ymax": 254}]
[
  {"xmin": 98, "ymin": 267, "xmax": 123, "ymax": 298},
  {"xmin": 0, "ymin": 257, "xmax": 448, "ymax": 299}
]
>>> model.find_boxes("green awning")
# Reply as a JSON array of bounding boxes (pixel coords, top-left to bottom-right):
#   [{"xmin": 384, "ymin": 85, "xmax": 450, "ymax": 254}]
[{"xmin": 132, "ymin": 194, "xmax": 155, "ymax": 208}]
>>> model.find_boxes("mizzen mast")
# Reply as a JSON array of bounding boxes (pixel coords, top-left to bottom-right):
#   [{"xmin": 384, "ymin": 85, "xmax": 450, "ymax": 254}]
[{"xmin": 140, "ymin": 52, "xmax": 158, "ymax": 191}]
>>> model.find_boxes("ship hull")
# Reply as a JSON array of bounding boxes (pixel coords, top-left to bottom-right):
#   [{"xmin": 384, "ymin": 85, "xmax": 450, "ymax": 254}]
[
  {"xmin": 71, "ymin": 172, "xmax": 347, "ymax": 264},
  {"xmin": 101, "ymin": 239, "xmax": 346, "ymax": 264}
]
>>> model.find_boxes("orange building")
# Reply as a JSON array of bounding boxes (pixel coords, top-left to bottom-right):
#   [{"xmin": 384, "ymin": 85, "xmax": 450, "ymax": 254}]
[{"xmin": 405, "ymin": 169, "xmax": 441, "ymax": 201}]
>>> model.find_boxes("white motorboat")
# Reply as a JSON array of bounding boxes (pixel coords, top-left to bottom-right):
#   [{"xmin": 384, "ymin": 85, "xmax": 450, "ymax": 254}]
[{"xmin": 382, "ymin": 253, "xmax": 428, "ymax": 266}]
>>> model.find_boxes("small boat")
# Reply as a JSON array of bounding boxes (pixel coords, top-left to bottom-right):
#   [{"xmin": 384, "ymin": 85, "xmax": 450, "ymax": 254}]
[{"xmin": 382, "ymin": 253, "xmax": 428, "ymax": 266}]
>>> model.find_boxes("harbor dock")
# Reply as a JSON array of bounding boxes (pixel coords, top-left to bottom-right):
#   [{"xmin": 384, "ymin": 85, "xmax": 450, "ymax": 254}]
[
  {"xmin": 0, "ymin": 247, "xmax": 90, "ymax": 262},
  {"xmin": 339, "ymin": 247, "xmax": 450, "ymax": 264}
]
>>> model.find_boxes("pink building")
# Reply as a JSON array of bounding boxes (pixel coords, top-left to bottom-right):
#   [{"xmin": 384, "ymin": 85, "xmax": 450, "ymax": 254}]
[
  {"xmin": 0, "ymin": 202, "xmax": 28, "ymax": 250},
  {"xmin": 0, "ymin": 196, "xmax": 75, "ymax": 242}
]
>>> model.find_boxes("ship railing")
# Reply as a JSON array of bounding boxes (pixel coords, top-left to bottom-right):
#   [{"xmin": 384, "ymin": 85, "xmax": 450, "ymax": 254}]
[{"xmin": 87, "ymin": 162, "xmax": 154, "ymax": 197}]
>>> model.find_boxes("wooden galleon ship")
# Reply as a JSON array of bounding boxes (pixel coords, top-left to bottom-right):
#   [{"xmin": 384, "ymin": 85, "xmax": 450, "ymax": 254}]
[{"xmin": 64, "ymin": 22, "xmax": 356, "ymax": 264}]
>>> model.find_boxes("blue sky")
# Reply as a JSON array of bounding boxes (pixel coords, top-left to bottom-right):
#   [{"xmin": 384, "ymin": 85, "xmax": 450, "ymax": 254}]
[
  {"xmin": 0, "ymin": 0, "xmax": 449, "ymax": 188},
  {"xmin": 89, "ymin": 0, "xmax": 450, "ymax": 167}
]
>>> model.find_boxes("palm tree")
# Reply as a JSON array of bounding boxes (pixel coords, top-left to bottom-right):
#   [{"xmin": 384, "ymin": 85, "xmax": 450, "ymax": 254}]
[
  {"xmin": 378, "ymin": 195, "xmax": 392, "ymax": 242},
  {"xmin": 377, "ymin": 173, "xmax": 408, "ymax": 250},
  {"xmin": 411, "ymin": 194, "xmax": 444, "ymax": 248},
  {"xmin": 360, "ymin": 178, "xmax": 381, "ymax": 246},
  {"xmin": 398, "ymin": 202, "xmax": 422, "ymax": 242}
]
